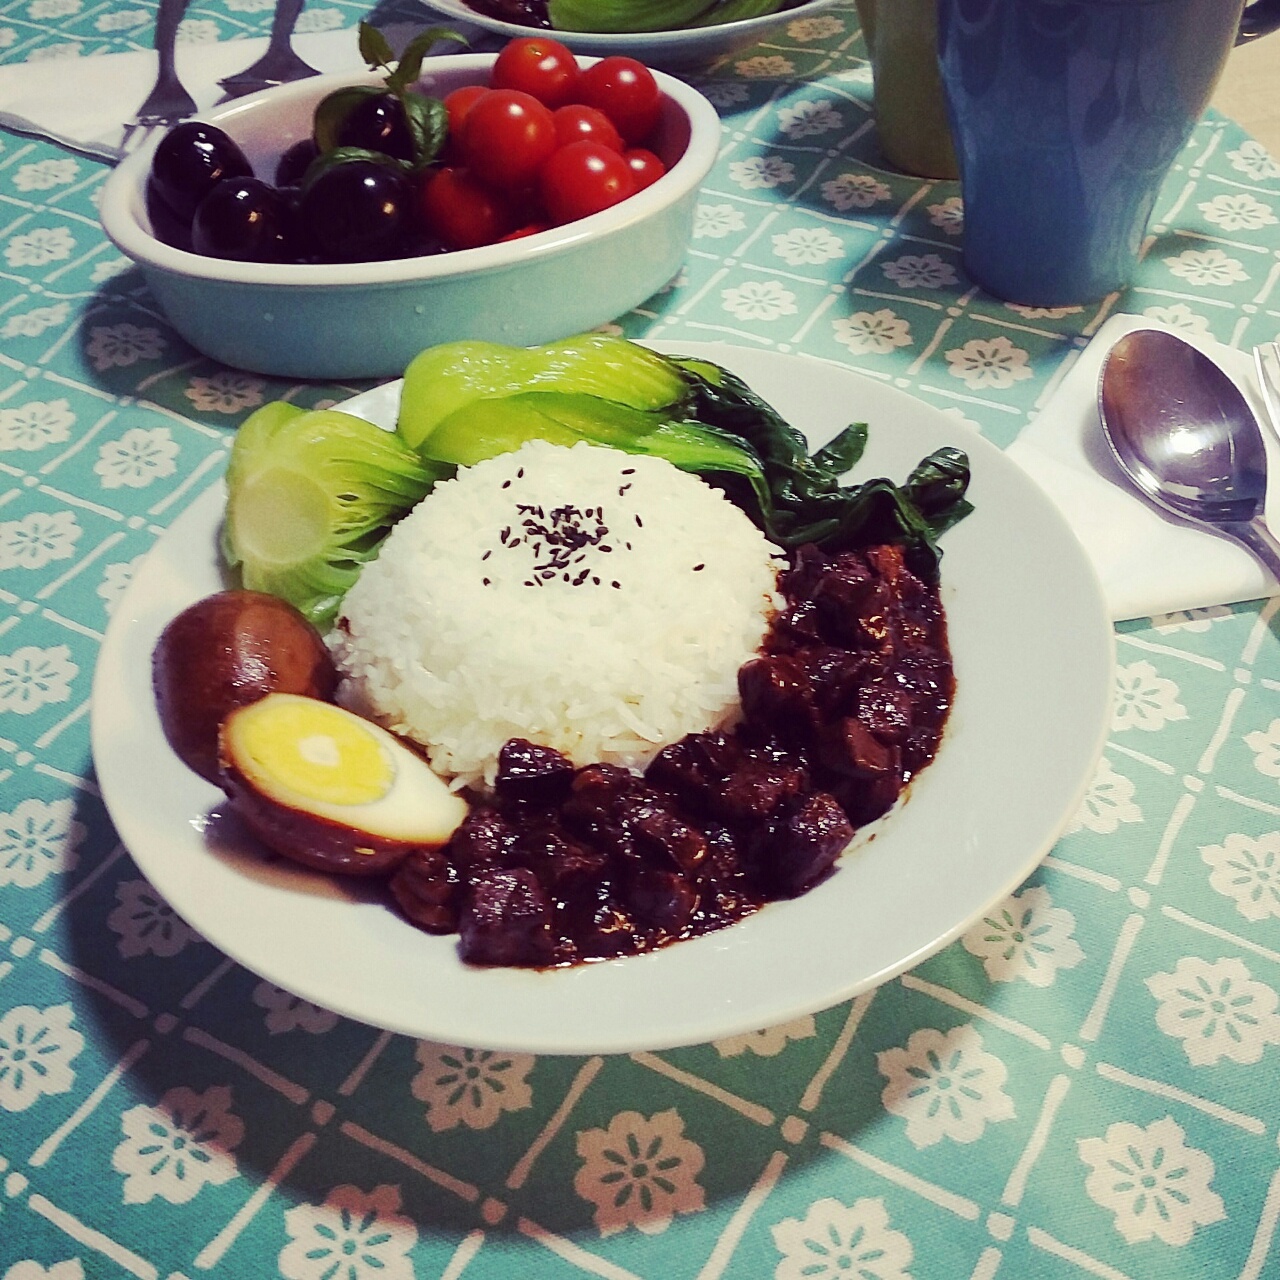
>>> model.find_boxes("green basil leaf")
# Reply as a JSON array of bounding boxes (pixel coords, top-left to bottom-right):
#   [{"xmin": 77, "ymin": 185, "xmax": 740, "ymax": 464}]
[
  {"xmin": 358, "ymin": 20, "xmax": 396, "ymax": 70},
  {"xmin": 300, "ymin": 146, "xmax": 409, "ymax": 191},
  {"xmin": 313, "ymin": 85, "xmax": 385, "ymax": 153},
  {"xmin": 401, "ymin": 91, "xmax": 450, "ymax": 168},
  {"xmin": 388, "ymin": 27, "xmax": 470, "ymax": 92}
]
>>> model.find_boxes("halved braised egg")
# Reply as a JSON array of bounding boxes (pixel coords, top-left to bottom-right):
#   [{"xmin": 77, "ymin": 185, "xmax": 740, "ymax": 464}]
[{"xmin": 217, "ymin": 692, "xmax": 468, "ymax": 876}]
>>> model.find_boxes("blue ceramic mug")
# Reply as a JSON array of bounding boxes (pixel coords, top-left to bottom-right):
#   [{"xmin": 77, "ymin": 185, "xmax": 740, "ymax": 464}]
[{"xmin": 935, "ymin": 0, "xmax": 1280, "ymax": 306}]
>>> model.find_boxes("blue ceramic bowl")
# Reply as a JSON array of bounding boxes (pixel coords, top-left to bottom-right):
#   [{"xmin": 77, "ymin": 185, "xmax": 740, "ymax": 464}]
[{"xmin": 99, "ymin": 54, "xmax": 720, "ymax": 380}]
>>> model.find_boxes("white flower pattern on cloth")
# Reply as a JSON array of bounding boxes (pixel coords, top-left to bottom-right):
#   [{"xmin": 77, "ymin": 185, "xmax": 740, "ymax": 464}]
[
  {"xmin": 881, "ymin": 254, "xmax": 956, "ymax": 289},
  {"xmin": 410, "ymin": 1042, "xmax": 534, "ymax": 1131},
  {"xmin": 1139, "ymin": 303, "xmax": 1212, "ymax": 336},
  {"xmin": 96, "ymin": 8, "xmax": 148, "ymax": 29},
  {"xmin": 1004, "ymin": 302, "xmax": 1084, "ymax": 320},
  {"xmin": 0, "ymin": 510, "xmax": 80, "ymax": 570},
  {"xmin": 112, "ymin": 1084, "xmax": 243, "ymax": 1204},
  {"xmin": 1, "ymin": 301, "xmax": 70, "ymax": 339},
  {"xmin": 944, "ymin": 337, "xmax": 1035, "ymax": 390},
  {"xmin": 97, "ymin": 556, "xmax": 143, "ymax": 614},
  {"xmin": 722, "ymin": 280, "xmax": 798, "ymax": 321},
  {"xmin": 788, "ymin": 14, "xmax": 843, "ymax": 40},
  {"xmin": 279, "ymin": 1184, "xmax": 417, "ymax": 1280},
  {"xmin": 94, "ymin": 426, "xmax": 179, "ymax": 489},
  {"xmin": 12, "ymin": 158, "xmax": 77, "ymax": 191},
  {"xmin": 694, "ymin": 203, "xmax": 747, "ymax": 239},
  {"xmin": 0, "ymin": 398, "xmax": 74, "ymax": 451},
  {"xmin": 28, "ymin": 0, "xmax": 80, "ymax": 17},
  {"xmin": 1, "ymin": 1263, "xmax": 84, "ymax": 1280},
  {"xmin": 1197, "ymin": 192, "xmax": 1277, "ymax": 231},
  {"xmin": 85, "ymin": 324, "xmax": 165, "ymax": 369},
  {"xmin": 5, "ymin": 226, "xmax": 74, "ymax": 268},
  {"xmin": 926, "ymin": 196, "xmax": 963, "ymax": 235},
  {"xmin": 1067, "ymin": 755, "xmax": 1143, "ymax": 835},
  {"xmin": 0, "ymin": 644, "xmax": 77, "ymax": 714},
  {"xmin": 821, "ymin": 172, "xmax": 890, "ymax": 211},
  {"xmin": 1202, "ymin": 831, "xmax": 1280, "ymax": 922},
  {"xmin": 184, "ymin": 372, "xmax": 265, "ymax": 414},
  {"xmin": 877, "ymin": 1024, "xmax": 1015, "ymax": 1148},
  {"xmin": 1244, "ymin": 718, "xmax": 1280, "ymax": 780},
  {"xmin": 832, "ymin": 309, "xmax": 912, "ymax": 356},
  {"xmin": 713, "ymin": 1015, "xmax": 816, "ymax": 1058},
  {"xmin": 1078, "ymin": 1115, "xmax": 1225, "ymax": 1245},
  {"xmin": 771, "ymin": 1195, "xmax": 914, "ymax": 1280},
  {"xmin": 1164, "ymin": 247, "xmax": 1249, "ymax": 287},
  {"xmin": 1226, "ymin": 138, "xmax": 1280, "ymax": 180},
  {"xmin": 728, "ymin": 156, "xmax": 795, "ymax": 191},
  {"xmin": 772, "ymin": 226, "xmax": 844, "ymax": 266},
  {"xmin": 107, "ymin": 879, "xmax": 199, "ymax": 957},
  {"xmin": 961, "ymin": 885, "xmax": 1085, "ymax": 986},
  {"xmin": 0, "ymin": 797, "xmax": 83, "ymax": 888},
  {"xmin": 699, "ymin": 81, "xmax": 749, "ymax": 110},
  {"xmin": 0, "ymin": 1003, "xmax": 84, "ymax": 1112},
  {"xmin": 1146, "ymin": 955, "xmax": 1280, "ymax": 1066},
  {"xmin": 777, "ymin": 99, "xmax": 843, "ymax": 139},
  {"xmin": 1112, "ymin": 660, "xmax": 1188, "ymax": 733},
  {"xmin": 252, "ymin": 983, "xmax": 339, "ymax": 1035},
  {"xmin": 736, "ymin": 55, "xmax": 794, "ymax": 78},
  {"xmin": 574, "ymin": 1108, "xmax": 706, "ymax": 1236}
]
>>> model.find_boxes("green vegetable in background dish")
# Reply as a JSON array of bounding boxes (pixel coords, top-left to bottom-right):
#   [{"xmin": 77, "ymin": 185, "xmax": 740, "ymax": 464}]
[
  {"xmin": 547, "ymin": 0, "xmax": 786, "ymax": 33},
  {"xmin": 222, "ymin": 402, "xmax": 448, "ymax": 629}
]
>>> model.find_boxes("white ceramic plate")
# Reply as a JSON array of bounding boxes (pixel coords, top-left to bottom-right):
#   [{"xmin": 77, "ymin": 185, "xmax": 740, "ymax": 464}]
[
  {"xmin": 91, "ymin": 345, "xmax": 1113, "ymax": 1055},
  {"xmin": 419, "ymin": 0, "xmax": 841, "ymax": 70}
]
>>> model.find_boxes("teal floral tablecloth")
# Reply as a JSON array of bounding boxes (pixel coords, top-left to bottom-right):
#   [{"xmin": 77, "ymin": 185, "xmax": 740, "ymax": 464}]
[{"xmin": 4, "ymin": 4, "xmax": 1280, "ymax": 1278}]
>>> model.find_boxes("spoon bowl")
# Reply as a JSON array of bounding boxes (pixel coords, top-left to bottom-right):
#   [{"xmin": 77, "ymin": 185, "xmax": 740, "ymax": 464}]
[{"xmin": 1098, "ymin": 327, "xmax": 1280, "ymax": 584}]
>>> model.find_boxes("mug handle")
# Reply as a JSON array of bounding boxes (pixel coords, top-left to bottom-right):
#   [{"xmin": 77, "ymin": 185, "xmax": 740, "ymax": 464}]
[{"xmin": 1238, "ymin": 0, "xmax": 1280, "ymax": 43}]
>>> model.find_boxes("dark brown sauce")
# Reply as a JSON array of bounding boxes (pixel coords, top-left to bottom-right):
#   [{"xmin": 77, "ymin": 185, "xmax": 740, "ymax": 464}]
[{"xmin": 389, "ymin": 540, "xmax": 954, "ymax": 967}]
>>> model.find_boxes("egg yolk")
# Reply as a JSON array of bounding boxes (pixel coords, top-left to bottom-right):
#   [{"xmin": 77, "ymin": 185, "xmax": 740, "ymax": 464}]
[{"xmin": 232, "ymin": 697, "xmax": 394, "ymax": 806}]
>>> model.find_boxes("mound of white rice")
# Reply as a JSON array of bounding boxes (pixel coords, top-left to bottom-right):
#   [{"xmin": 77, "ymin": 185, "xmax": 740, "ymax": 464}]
[{"xmin": 331, "ymin": 439, "xmax": 785, "ymax": 791}]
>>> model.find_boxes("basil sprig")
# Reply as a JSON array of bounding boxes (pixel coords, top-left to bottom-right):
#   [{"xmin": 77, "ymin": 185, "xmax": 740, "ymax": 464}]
[{"xmin": 307, "ymin": 21, "xmax": 466, "ymax": 182}]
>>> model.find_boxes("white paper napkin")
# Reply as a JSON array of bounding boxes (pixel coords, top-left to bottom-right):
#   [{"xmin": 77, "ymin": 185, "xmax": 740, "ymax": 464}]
[
  {"xmin": 1005, "ymin": 313, "xmax": 1280, "ymax": 623},
  {"xmin": 0, "ymin": 18, "xmax": 490, "ymax": 162}
]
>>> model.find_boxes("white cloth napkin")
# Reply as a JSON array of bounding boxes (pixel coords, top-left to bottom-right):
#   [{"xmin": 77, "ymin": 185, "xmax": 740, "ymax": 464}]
[
  {"xmin": 1005, "ymin": 313, "xmax": 1280, "ymax": 623},
  {"xmin": 0, "ymin": 19, "xmax": 488, "ymax": 162}
]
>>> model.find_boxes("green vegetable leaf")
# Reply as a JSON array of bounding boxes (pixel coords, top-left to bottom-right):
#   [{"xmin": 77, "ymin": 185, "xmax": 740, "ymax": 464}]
[
  {"xmin": 222, "ymin": 405, "xmax": 450, "ymax": 629},
  {"xmin": 357, "ymin": 20, "xmax": 397, "ymax": 70},
  {"xmin": 548, "ymin": 0, "xmax": 718, "ymax": 31},
  {"xmin": 388, "ymin": 26, "xmax": 469, "ymax": 91},
  {"xmin": 300, "ymin": 145, "xmax": 409, "ymax": 190},
  {"xmin": 401, "ymin": 91, "xmax": 451, "ymax": 170},
  {"xmin": 313, "ymin": 86, "xmax": 386, "ymax": 154}
]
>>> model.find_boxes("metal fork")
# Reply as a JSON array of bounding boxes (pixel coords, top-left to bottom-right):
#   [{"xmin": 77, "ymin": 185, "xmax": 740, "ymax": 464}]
[
  {"xmin": 120, "ymin": 0, "xmax": 196, "ymax": 153},
  {"xmin": 217, "ymin": 0, "xmax": 319, "ymax": 101},
  {"xmin": 1254, "ymin": 340, "xmax": 1280, "ymax": 446}
]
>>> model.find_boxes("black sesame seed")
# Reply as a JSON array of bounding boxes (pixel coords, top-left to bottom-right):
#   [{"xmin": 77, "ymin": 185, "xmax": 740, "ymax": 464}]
[
  {"xmin": 693, "ymin": 563, "xmax": 705, "ymax": 571},
  {"xmin": 502, "ymin": 479, "xmax": 511, "ymax": 489},
  {"xmin": 635, "ymin": 514, "xmax": 643, "ymax": 527}
]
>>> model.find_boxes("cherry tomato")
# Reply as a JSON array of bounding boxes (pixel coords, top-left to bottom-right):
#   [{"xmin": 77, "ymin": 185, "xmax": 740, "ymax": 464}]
[
  {"xmin": 443, "ymin": 84, "xmax": 488, "ymax": 138},
  {"xmin": 539, "ymin": 140, "xmax": 636, "ymax": 225},
  {"xmin": 573, "ymin": 56, "xmax": 662, "ymax": 145},
  {"xmin": 552, "ymin": 103, "xmax": 624, "ymax": 154},
  {"xmin": 421, "ymin": 166, "xmax": 513, "ymax": 250},
  {"xmin": 623, "ymin": 148, "xmax": 666, "ymax": 191},
  {"xmin": 492, "ymin": 37, "xmax": 580, "ymax": 109},
  {"xmin": 461, "ymin": 88, "xmax": 557, "ymax": 190}
]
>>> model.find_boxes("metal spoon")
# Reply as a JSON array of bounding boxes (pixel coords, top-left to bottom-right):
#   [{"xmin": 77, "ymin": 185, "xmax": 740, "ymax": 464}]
[{"xmin": 1098, "ymin": 327, "xmax": 1280, "ymax": 584}]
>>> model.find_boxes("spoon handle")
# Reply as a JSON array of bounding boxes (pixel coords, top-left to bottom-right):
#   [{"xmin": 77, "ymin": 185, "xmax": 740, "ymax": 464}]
[{"xmin": 1223, "ymin": 516, "xmax": 1280, "ymax": 588}]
